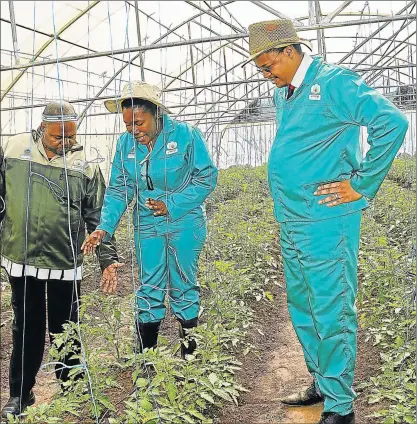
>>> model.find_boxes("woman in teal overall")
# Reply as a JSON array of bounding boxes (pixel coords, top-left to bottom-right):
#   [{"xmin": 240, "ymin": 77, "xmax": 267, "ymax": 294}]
[{"xmin": 82, "ymin": 82, "xmax": 218, "ymax": 357}]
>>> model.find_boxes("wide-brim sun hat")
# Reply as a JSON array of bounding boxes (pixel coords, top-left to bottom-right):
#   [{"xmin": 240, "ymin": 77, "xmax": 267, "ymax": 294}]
[
  {"xmin": 242, "ymin": 19, "xmax": 312, "ymax": 67},
  {"xmin": 104, "ymin": 81, "xmax": 172, "ymax": 114}
]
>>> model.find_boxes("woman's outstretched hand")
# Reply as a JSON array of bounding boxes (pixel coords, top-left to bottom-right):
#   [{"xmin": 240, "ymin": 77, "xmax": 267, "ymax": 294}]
[{"xmin": 81, "ymin": 229, "xmax": 107, "ymax": 255}]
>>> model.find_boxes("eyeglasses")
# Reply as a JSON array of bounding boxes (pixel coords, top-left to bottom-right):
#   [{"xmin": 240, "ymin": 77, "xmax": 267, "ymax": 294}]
[
  {"xmin": 139, "ymin": 152, "xmax": 154, "ymax": 191},
  {"xmin": 255, "ymin": 51, "xmax": 282, "ymax": 74},
  {"xmin": 256, "ymin": 63, "xmax": 273, "ymax": 73}
]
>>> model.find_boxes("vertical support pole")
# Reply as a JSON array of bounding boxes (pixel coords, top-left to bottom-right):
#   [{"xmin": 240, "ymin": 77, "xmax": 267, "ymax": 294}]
[
  {"xmin": 134, "ymin": 0, "xmax": 145, "ymax": 81},
  {"xmin": 243, "ymin": 66, "xmax": 249, "ymax": 165},
  {"xmin": 315, "ymin": 0, "xmax": 327, "ymax": 59},
  {"xmin": 223, "ymin": 48, "xmax": 230, "ymax": 102},
  {"xmin": 8, "ymin": 0, "xmax": 20, "ymax": 65},
  {"xmin": 187, "ymin": 22, "xmax": 198, "ymax": 100}
]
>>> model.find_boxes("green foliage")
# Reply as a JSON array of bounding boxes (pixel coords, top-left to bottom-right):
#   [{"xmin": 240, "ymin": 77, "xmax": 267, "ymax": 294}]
[
  {"xmin": 20, "ymin": 165, "xmax": 279, "ymax": 423},
  {"xmin": 10, "ymin": 160, "xmax": 415, "ymax": 423},
  {"xmin": 358, "ymin": 159, "xmax": 416, "ymax": 423},
  {"xmin": 387, "ymin": 156, "xmax": 416, "ymax": 191}
]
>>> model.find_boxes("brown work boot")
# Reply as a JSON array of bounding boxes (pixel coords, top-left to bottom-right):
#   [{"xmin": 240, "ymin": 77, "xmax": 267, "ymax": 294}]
[{"xmin": 281, "ymin": 382, "xmax": 323, "ymax": 406}]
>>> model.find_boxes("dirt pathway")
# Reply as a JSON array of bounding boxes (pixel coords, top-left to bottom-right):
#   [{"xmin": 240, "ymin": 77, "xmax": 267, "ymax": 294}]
[
  {"xmin": 0, "ymin": 331, "xmax": 58, "ymax": 410},
  {"xmin": 217, "ymin": 279, "xmax": 384, "ymax": 424}
]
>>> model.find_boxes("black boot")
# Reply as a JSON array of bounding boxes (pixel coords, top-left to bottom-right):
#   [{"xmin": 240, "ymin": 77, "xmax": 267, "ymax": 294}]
[
  {"xmin": 1, "ymin": 391, "xmax": 35, "ymax": 418},
  {"xmin": 136, "ymin": 321, "xmax": 161, "ymax": 353},
  {"xmin": 280, "ymin": 382, "xmax": 323, "ymax": 406},
  {"xmin": 178, "ymin": 317, "xmax": 198, "ymax": 359},
  {"xmin": 319, "ymin": 412, "xmax": 355, "ymax": 424}
]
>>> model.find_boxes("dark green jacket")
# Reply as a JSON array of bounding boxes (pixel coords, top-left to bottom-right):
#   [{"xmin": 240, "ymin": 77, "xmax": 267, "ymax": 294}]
[{"xmin": 0, "ymin": 131, "xmax": 118, "ymax": 271}]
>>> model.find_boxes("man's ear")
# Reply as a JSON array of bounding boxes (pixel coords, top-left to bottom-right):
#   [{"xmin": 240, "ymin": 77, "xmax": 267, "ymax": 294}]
[
  {"xmin": 40, "ymin": 122, "xmax": 46, "ymax": 131},
  {"xmin": 284, "ymin": 45, "xmax": 294, "ymax": 58}
]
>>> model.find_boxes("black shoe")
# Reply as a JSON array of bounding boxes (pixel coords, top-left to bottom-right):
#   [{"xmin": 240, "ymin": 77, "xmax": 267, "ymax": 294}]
[
  {"xmin": 281, "ymin": 382, "xmax": 323, "ymax": 406},
  {"xmin": 135, "ymin": 321, "xmax": 161, "ymax": 353},
  {"xmin": 1, "ymin": 391, "xmax": 35, "ymax": 418},
  {"xmin": 178, "ymin": 317, "xmax": 198, "ymax": 359},
  {"xmin": 319, "ymin": 412, "xmax": 355, "ymax": 424}
]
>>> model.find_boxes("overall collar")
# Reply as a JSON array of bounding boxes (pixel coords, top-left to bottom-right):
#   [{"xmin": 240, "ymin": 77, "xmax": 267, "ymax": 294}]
[
  {"xmin": 291, "ymin": 53, "xmax": 313, "ymax": 88},
  {"xmin": 302, "ymin": 55, "xmax": 323, "ymax": 87},
  {"xmin": 150, "ymin": 114, "xmax": 175, "ymax": 158},
  {"xmin": 285, "ymin": 55, "xmax": 323, "ymax": 102}
]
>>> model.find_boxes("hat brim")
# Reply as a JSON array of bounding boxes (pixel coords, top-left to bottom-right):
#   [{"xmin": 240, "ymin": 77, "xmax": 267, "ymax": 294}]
[
  {"xmin": 241, "ymin": 38, "xmax": 313, "ymax": 67},
  {"xmin": 104, "ymin": 96, "xmax": 172, "ymax": 114}
]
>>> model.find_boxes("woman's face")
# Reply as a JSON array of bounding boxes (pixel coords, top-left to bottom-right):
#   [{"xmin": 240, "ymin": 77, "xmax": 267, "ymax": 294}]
[{"xmin": 123, "ymin": 107, "xmax": 158, "ymax": 146}]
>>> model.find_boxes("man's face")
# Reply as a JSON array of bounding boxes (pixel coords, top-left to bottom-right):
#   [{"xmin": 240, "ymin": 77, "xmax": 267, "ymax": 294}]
[
  {"xmin": 123, "ymin": 107, "xmax": 158, "ymax": 146},
  {"xmin": 254, "ymin": 47, "xmax": 296, "ymax": 88},
  {"xmin": 41, "ymin": 121, "xmax": 77, "ymax": 157}
]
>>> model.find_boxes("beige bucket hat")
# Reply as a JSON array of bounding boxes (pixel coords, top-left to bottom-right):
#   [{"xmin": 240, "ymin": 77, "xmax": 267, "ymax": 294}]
[
  {"xmin": 104, "ymin": 81, "xmax": 171, "ymax": 114},
  {"xmin": 242, "ymin": 19, "xmax": 312, "ymax": 66}
]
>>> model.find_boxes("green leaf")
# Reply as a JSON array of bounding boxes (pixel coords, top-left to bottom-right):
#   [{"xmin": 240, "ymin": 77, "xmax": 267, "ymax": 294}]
[
  {"xmin": 208, "ymin": 373, "xmax": 218, "ymax": 385},
  {"xmin": 139, "ymin": 398, "xmax": 153, "ymax": 412},
  {"xmin": 188, "ymin": 410, "xmax": 207, "ymax": 420},
  {"xmin": 200, "ymin": 392, "xmax": 215, "ymax": 404},
  {"xmin": 151, "ymin": 374, "xmax": 165, "ymax": 388},
  {"xmin": 182, "ymin": 414, "xmax": 196, "ymax": 423},
  {"xmin": 166, "ymin": 382, "xmax": 177, "ymax": 403},
  {"xmin": 213, "ymin": 388, "xmax": 233, "ymax": 402},
  {"xmin": 136, "ymin": 378, "xmax": 149, "ymax": 388},
  {"xmin": 368, "ymin": 394, "xmax": 381, "ymax": 404},
  {"xmin": 98, "ymin": 395, "xmax": 116, "ymax": 412}
]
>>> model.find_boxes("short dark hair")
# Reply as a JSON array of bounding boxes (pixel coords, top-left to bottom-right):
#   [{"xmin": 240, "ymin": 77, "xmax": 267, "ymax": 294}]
[
  {"xmin": 266, "ymin": 44, "xmax": 303, "ymax": 55},
  {"xmin": 121, "ymin": 98, "xmax": 158, "ymax": 117}
]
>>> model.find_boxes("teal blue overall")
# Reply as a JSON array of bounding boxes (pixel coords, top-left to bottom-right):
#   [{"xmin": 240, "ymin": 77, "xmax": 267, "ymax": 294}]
[
  {"xmin": 98, "ymin": 115, "xmax": 218, "ymax": 323},
  {"xmin": 269, "ymin": 56, "xmax": 408, "ymax": 414}
]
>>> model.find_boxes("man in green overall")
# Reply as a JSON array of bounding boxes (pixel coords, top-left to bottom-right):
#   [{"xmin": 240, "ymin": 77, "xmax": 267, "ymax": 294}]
[{"xmin": 243, "ymin": 19, "xmax": 408, "ymax": 424}]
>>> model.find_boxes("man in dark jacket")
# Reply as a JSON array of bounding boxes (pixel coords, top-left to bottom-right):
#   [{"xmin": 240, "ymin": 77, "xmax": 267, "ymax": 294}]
[{"xmin": 1, "ymin": 101, "xmax": 122, "ymax": 418}]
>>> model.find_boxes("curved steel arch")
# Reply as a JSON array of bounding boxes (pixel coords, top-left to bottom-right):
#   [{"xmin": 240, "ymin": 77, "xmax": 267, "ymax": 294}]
[
  {"xmin": 177, "ymin": 43, "xmax": 413, "ymax": 125},
  {"xmin": 173, "ymin": 54, "xmax": 261, "ymax": 119},
  {"xmin": 165, "ymin": 41, "xmax": 245, "ymax": 90},
  {"xmin": 76, "ymin": 0, "xmax": 305, "ymax": 125},
  {"xmin": 77, "ymin": 0, "xmax": 238, "ymax": 125},
  {"xmin": 1, "ymin": 0, "xmax": 100, "ymax": 102},
  {"xmin": 183, "ymin": 15, "xmax": 416, "ymax": 126},
  {"xmin": 205, "ymin": 83, "xmax": 274, "ymax": 166}
]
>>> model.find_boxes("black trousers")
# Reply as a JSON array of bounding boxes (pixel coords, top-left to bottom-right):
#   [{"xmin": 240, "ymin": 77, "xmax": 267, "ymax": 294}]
[{"xmin": 8, "ymin": 276, "xmax": 81, "ymax": 397}]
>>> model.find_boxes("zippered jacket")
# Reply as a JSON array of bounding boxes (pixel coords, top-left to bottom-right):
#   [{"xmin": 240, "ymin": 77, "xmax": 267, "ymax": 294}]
[
  {"xmin": 98, "ymin": 115, "xmax": 218, "ymax": 237},
  {"xmin": 268, "ymin": 56, "xmax": 409, "ymax": 222},
  {"xmin": 1, "ymin": 131, "xmax": 118, "ymax": 271}
]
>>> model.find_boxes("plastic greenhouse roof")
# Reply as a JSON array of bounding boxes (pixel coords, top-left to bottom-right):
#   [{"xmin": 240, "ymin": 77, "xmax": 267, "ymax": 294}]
[{"xmin": 1, "ymin": 0, "xmax": 415, "ymax": 138}]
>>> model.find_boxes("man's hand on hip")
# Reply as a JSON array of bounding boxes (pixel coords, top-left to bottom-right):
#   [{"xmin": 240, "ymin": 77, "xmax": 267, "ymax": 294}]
[{"xmin": 314, "ymin": 180, "xmax": 363, "ymax": 207}]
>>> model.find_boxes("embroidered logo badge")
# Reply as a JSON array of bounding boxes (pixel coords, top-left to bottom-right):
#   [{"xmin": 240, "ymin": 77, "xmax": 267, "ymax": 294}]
[
  {"xmin": 72, "ymin": 159, "xmax": 85, "ymax": 171},
  {"xmin": 20, "ymin": 148, "xmax": 32, "ymax": 160},
  {"xmin": 309, "ymin": 84, "xmax": 321, "ymax": 101},
  {"xmin": 166, "ymin": 141, "xmax": 178, "ymax": 155}
]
